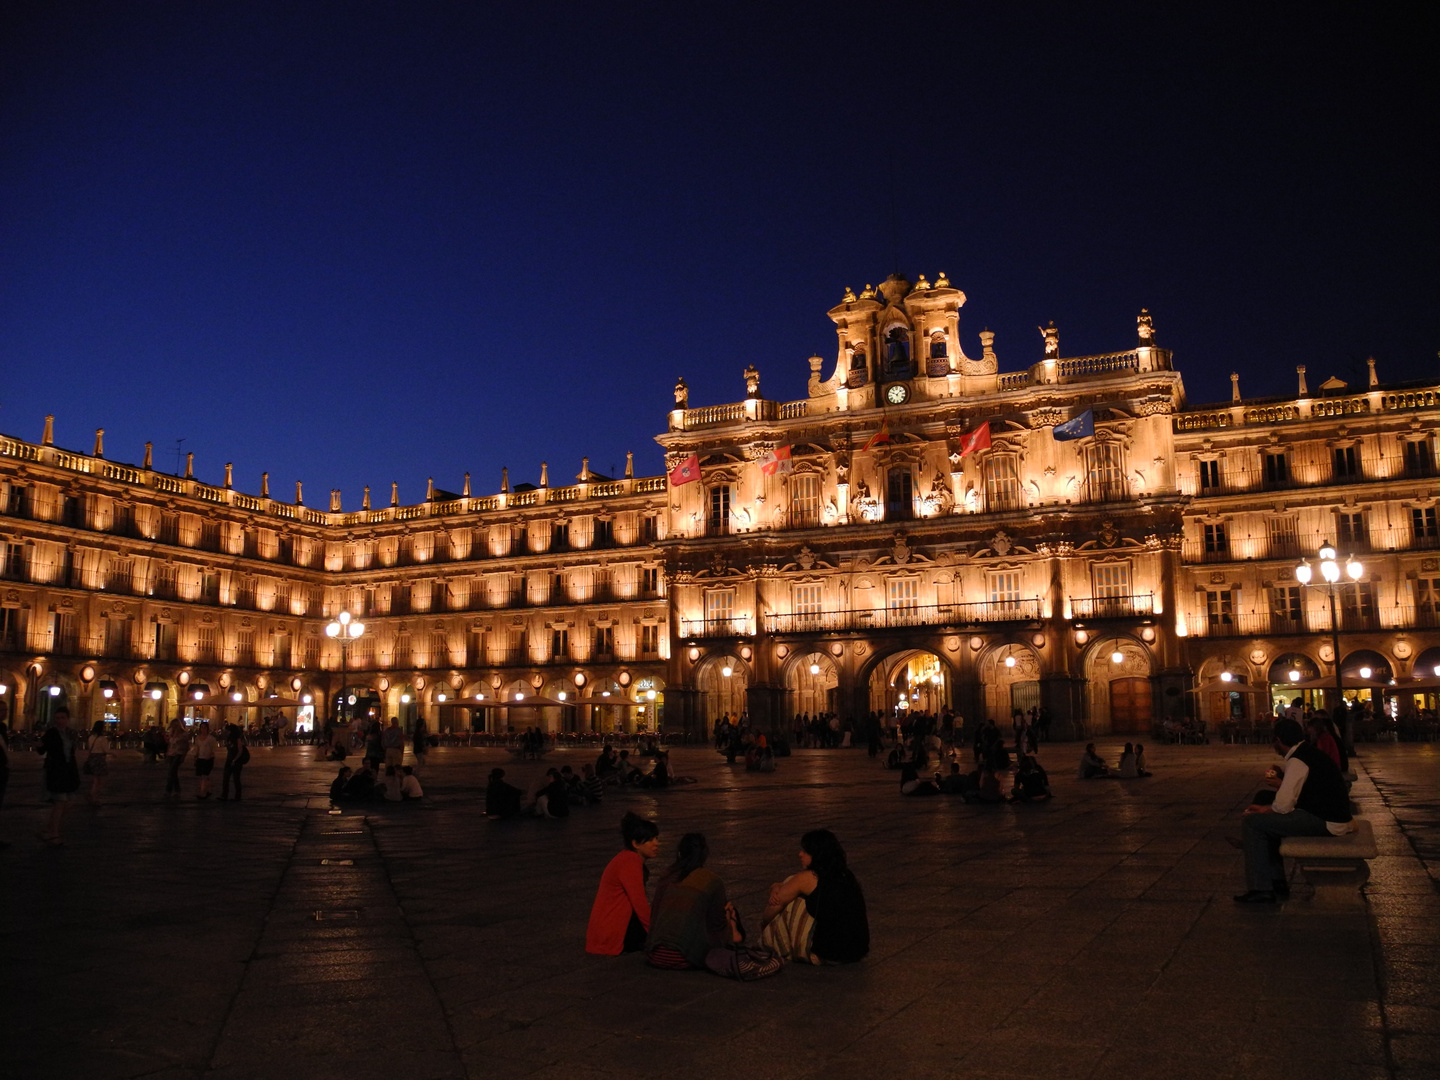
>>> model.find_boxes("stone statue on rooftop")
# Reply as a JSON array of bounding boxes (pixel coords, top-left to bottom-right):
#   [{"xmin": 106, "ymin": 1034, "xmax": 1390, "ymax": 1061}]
[
  {"xmin": 674, "ymin": 377, "xmax": 688, "ymax": 408},
  {"xmin": 743, "ymin": 364, "xmax": 760, "ymax": 398},
  {"xmin": 1137, "ymin": 308, "xmax": 1155, "ymax": 345}
]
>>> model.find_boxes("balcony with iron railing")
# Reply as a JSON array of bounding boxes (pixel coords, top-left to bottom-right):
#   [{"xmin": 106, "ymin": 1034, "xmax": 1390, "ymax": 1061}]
[
  {"xmin": 1069, "ymin": 594, "xmax": 1155, "ymax": 619},
  {"xmin": 1182, "ymin": 526, "xmax": 1440, "ymax": 565},
  {"xmin": 764, "ymin": 598, "xmax": 1042, "ymax": 635},
  {"xmin": 679, "ymin": 616, "xmax": 755, "ymax": 639},
  {"xmin": 1183, "ymin": 607, "xmax": 1391, "ymax": 638}
]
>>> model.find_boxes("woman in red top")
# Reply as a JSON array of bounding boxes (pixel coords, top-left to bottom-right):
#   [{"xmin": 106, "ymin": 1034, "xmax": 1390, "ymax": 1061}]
[{"xmin": 586, "ymin": 812, "xmax": 661, "ymax": 955}]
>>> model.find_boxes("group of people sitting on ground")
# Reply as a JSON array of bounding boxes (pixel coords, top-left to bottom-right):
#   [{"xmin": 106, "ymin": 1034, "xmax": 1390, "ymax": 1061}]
[
  {"xmin": 1077, "ymin": 742, "xmax": 1151, "ymax": 779},
  {"xmin": 900, "ymin": 752, "xmax": 1052, "ymax": 803},
  {"xmin": 329, "ymin": 761, "xmax": 424, "ymax": 803},
  {"xmin": 586, "ymin": 813, "xmax": 869, "ymax": 975},
  {"xmin": 485, "ymin": 743, "xmax": 692, "ymax": 820}
]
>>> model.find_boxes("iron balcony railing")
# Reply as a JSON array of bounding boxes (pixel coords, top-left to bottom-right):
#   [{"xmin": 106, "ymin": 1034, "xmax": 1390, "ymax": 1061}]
[
  {"xmin": 679, "ymin": 616, "xmax": 755, "ymax": 639},
  {"xmin": 1069, "ymin": 594, "xmax": 1155, "ymax": 619},
  {"xmin": 764, "ymin": 598, "xmax": 1041, "ymax": 635}
]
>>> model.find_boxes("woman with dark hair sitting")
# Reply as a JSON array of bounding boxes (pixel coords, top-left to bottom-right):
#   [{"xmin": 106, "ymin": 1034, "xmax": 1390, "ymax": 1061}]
[
  {"xmin": 484, "ymin": 767, "xmax": 524, "ymax": 818},
  {"xmin": 586, "ymin": 812, "xmax": 661, "ymax": 955},
  {"xmin": 645, "ymin": 833, "xmax": 741, "ymax": 969},
  {"xmin": 760, "ymin": 829, "xmax": 870, "ymax": 964},
  {"xmin": 1009, "ymin": 754, "xmax": 1052, "ymax": 802},
  {"xmin": 899, "ymin": 762, "xmax": 940, "ymax": 796}
]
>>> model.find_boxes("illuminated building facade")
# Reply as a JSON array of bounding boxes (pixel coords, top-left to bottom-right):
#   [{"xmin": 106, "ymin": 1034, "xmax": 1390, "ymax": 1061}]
[{"xmin": 1, "ymin": 272, "xmax": 1436, "ymax": 736}]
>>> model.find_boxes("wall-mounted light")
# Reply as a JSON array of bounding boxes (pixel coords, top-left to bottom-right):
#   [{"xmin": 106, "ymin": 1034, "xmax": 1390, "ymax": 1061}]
[
  {"xmin": 436, "ymin": 692, "xmax": 447, "ymax": 703},
  {"xmin": 99, "ymin": 678, "xmax": 118, "ymax": 700},
  {"xmin": 721, "ymin": 665, "xmax": 733, "ymax": 677},
  {"xmin": 1358, "ymin": 666, "xmax": 1372, "ymax": 679},
  {"xmin": 1220, "ymin": 671, "xmax": 1234, "ymax": 683},
  {"xmin": 809, "ymin": 663, "xmax": 820, "ymax": 675},
  {"xmin": 1004, "ymin": 656, "xmax": 1016, "ymax": 669},
  {"xmin": 50, "ymin": 685, "xmax": 64, "ymax": 698}
]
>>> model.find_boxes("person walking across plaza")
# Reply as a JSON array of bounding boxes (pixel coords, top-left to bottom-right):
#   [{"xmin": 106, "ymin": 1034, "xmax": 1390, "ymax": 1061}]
[
  {"xmin": 38, "ymin": 707, "xmax": 81, "ymax": 845},
  {"xmin": 1234, "ymin": 717, "xmax": 1353, "ymax": 904},
  {"xmin": 586, "ymin": 812, "xmax": 660, "ymax": 955},
  {"xmin": 163, "ymin": 718, "xmax": 191, "ymax": 798},
  {"xmin": 193, "ymin": 722, "xmax": 217, "ymax": 799},
  {"xmin": 221, "ymin": 722, "xmax": 250, "ymax": 801}
]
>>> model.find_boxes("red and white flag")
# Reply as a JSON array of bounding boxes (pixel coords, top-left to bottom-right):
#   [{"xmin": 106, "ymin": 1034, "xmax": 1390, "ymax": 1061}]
[
  {"xmin": 958, "ymin": 421, "xmax": 991, "ymax": 458},
  {"xmin": 861, "ymin": 422, "xmax": 891, "ymax": 452},
  {"xmin": 667, "ymin": 453, "xmax": 700, "ymax": 486},
  {"xmin": 758, "ymin": 445, "xmax": 792, "ymax": 476}
]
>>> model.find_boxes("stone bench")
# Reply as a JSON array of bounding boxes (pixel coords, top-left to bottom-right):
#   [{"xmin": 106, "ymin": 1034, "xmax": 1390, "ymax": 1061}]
[{"xmin": 1280, "ymin": 818, "xmax": 1377, "ymax": 908}]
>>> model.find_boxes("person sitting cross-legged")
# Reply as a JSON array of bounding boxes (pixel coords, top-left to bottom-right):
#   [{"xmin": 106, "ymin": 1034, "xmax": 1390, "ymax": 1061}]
[
  {"xmin": 1234, "ymin": 717, "xmax": 1354, "ymax": 904},
  {"xmin": 1078, "ymin": 743, "xmax": 1110, "ymax": 779},
  {"xmin": 1009, "ymin": 754, "xmax": 1052, "ymax": 802},
  {"xmin": 760, "ymin": 829, "xmax": 870, "ymax": 965}
]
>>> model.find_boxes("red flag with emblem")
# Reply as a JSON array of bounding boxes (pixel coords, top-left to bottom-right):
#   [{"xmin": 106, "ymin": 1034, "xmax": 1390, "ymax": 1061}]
[
  {"xmin": 959, "ymin": 421, "xmax": 991, "ymax": 457},
  {"xmin": 667, "ymin": 453, "xmax": 700, "ymax": 486}
]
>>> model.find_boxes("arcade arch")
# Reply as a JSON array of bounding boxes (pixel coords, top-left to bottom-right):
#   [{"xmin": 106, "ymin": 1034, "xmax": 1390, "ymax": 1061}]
[
  {"xmin": 697, "ymin": 653, "xmax": 749, "ymax": 726},
  {"xmin": 866, "ymin": 649, "xmax": 950, "ymax": 716},
  {"xmin": 1082, "ymin": 637, "xmax": 1153, "ymax": 734},
  {"xmin": 1267, "ymin": 652, "xmax": 1320, "ymax": 713},
  {"xmin": 977, "ymin": 642, "xmax": 1041, "ymax": 722},
  {"xmin": 786, "ymin": 651, "xmax": 838, "ymax": 717}
]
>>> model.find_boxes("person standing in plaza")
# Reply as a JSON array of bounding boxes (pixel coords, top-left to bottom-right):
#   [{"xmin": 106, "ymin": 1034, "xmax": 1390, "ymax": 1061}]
[
  {"xmin": 192, "ymin": 722, "xmax": 217, "ymax": 799},
  {"xmin": 221, "ymin": 722, "xmax": 250, "ymax": 801},
  {"xmin": 163, "ymin": 718, "xmax": 190, "ymax": 798},
  {"xmin": 411, "ymin": 716, "xmax": 428, "ymax": 766},
  {"xmin": 382, "ymin": 717, "xmax": 404, "ymax": 769},
  {"xmin": 83, "ymin": 720, "xmax": 110, "ymax": 805},
  {"xmin": 38, "ymin": 707, "xmax": 80, "ymax": 845}
]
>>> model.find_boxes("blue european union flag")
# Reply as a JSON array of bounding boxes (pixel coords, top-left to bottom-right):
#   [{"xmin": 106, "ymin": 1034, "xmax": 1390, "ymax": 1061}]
[{"xmin": 1053, "ymin": 409, "xmax": 1094, "ymax": 441}]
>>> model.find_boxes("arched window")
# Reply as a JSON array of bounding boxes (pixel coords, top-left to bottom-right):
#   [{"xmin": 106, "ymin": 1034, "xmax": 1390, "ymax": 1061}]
[{"xmin": 883, "ymin": 327, "xmax": 911, "ymax": 377}]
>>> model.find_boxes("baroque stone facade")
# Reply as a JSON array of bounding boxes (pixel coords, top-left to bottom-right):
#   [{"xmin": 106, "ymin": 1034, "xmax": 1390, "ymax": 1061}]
[{"xmin": 2, "ymin": 272, "xmax": 1436, "ymax": 736}]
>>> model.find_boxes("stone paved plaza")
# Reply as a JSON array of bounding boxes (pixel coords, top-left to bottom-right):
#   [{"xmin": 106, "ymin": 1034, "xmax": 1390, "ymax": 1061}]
[{"xmin": 2, "ymin": 738, "xmax": 1438, "ymax": 1080}]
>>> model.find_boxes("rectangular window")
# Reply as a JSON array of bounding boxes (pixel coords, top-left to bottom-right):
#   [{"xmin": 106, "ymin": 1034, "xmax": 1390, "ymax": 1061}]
[
  {"xmin": 1264, "ymin": 452, "xmax": 1289, "ymax": 485},
  {"xmin": 988, "ymin": 571, "xmax": 1021, "ymax": 605},
  {"xmin": 202, "ymin": 572, "xmax": 221, "ymax": 601},
  {"xmin": 984, "ymin": 455, "xmax": 1022, "ymax": 512},
  {"xmin": 1206, "ymin": 589, "xmax": 1234, "ymax": 628},
  {"xmin": 641, "ymin": 515, "xmax": 659, "ymax": 542},
  {"xmin": 235, "ymin": 578, "xmax": 257, "ymax": 608},
  {"xmin": 708, "ymin": 485, "xmax": 731, "ymax": 536},
  {"xmin": 1198, "ymin": 459, "xmax": 1220, "ymax": 491},
  {"xmin": 641, "ymin": 624, "xmax": 659, "ymax": 655},
  {"xmin": 1333, "ymin": 445, "xmax": 1359, "ymax": 479},
  {"xmin": 392, "ymin": 584, "xmax": 412, "ymax": 614},
  {"xmin": 275, "ymin": 581, "xmax": 293, "ymax": 613},
  {"xmin": 393, "ymin": 635, "xmax": 412, "ymax": 668},
  {"xmin": 104, "ymin": 617, "xmax": 130, "ymax": 658},
  {"xmin": 1270, "ymin": 584, "xmax": 1303, "ymax": 628},
  {"xmin": 1267, "ymin": 516, "xmax": 1300, "ymax": 559},
  {"xmin": 197, "ymin": 626, "xmax": 218, "ymax": 662},
  {"xmin": 1203, "ymin": 522, "xmax": 1228, "ymax": 556},
  {"xmin": 885, "ymin": 467, "xmax": 914, "ymax": 521},
  {"xmin": 793, "ymin": 583, "xmax": 823, "ymax": 630},
  {"xmin": 201, "ymin": 521, "xmax": 221, "ymax": 551},
  {"xmin": 107, "ymin": 558, "xmax": 133, "ymax": 592},
  {"xmin": 1411, "ymin": 507, "xmax": 1438, "ymax": 541},
  {"xmin": 306, "ymin": 586, "xmax": 323, "ymax": 615},
  {"xmin": 304, "ymin": 635, "xmax": 320, "ymax": 669},
  {"xmin": 1416, "ymin": 578, "xmax": 1440, "ymax": 626},
  {"xmin": 594, "ymin": 625, "xmax": 614, "ymax": 657},
  {"xmin": 1404, "ymin": 439, "xmax": 1436, "ymax": 477},
  {"xmin": 48, "ymin": 612, "xmax": 77, "ymax": 654},
  {"xmin": 886, "ymin": 577, "xmax": 920, "ymax": 619},
  {"xmin": 155, "ymin": 621, "xmax": 178, "ymax": 662},
  {"xmin": 236, "ymin": 629, "xmax": 254, "ymax": 665},
  {"xmin": 1, "ymin": 542, "xmax": 26, "ymax": 580},
  {"xmin": 0, "ymin": 607, "xmax": 27, "ymax": 650},
  {"xmin": 1339, "ymin": 581, "xmax": 1376, "ymax": 627},
  {"xmin": 551, "ymin": 627, "xmax": 569, "ymax": 660},
  {"xmin": 1336, "ymin": 511, "xmax": 1367, "ymax": 550},
  {"xmin": 551, "ymin": 571, "xmax": 566, "ymax": 603},
  {"xmin": 466, "ymin": 629, "xmax": 485, "ymax": 666},
  {"xmin": 704, "ymin": 590, "xmax": 735, "ymax": 633},
  {"xmin": 429, "ymin": 631, "xmax": 449, "ymax": 666},
  {"xmin": 790, "ymin": 473, "xmax": 821, "ymax": 528},
  {"xmin": 273, "ymin": 631, "xmax": 292, "ymax": 669},
  {"xmin": 593, "ymin": 519, "xmax": 614, "ymax": 548},
  {"xmin": 642, "ymin": 567, "xmax": 660, "ymax": 595},
  {"xmin": 1091, "ymin": 562, "xmax": 1131, "ymax": 598},
  {"xmin": 351, "ymin": 635, "xmax": 374, "ymax": 668},
  {"xmin": 550, "ymin": 523, "xmax": 569, "ymax": 552},
  {"xmin": 1086, "ymin": 443, "xmax": 1126, "ymax": 501}
]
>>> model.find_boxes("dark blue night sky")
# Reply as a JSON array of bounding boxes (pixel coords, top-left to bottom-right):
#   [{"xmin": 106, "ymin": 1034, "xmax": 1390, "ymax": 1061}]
[{"xmin": 1, "ymin": 3, "xmax": 1434, "ymax": 504}]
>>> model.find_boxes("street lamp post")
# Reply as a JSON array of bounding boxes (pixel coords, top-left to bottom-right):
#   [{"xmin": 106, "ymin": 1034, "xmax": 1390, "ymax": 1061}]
[
  {"xmin": 1295, "ymin": 540, "xmax": 1363, "ymax": 748},
  {"xmin": 324, "ymin": 610, "xmax": 366, "ymax": 726}
]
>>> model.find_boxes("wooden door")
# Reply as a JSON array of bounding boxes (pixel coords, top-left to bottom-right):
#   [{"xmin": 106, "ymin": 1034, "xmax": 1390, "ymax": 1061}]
[{"xmin": 1109, "ymin": 677, "xmax": 1153, "ymax": 734}]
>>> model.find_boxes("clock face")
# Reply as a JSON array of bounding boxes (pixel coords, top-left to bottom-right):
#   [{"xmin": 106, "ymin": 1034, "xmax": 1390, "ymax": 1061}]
[{"xmin": 885, "ymin": 383, "xmax": 910, "ymax": 405}]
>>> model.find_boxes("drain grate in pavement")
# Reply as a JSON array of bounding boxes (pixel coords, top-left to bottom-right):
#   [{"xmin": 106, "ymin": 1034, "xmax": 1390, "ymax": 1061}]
[{"xmin": 314, "ymin": 909, "xmax": 360, "ymax": 921}]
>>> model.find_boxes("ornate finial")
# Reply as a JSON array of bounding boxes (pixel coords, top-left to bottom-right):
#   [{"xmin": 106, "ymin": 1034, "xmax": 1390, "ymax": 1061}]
[
  {"xmin": 390, "ymin": 481, "xmax": 399, "ymax": 506},
  {"xmin": 185, "ymin": 452, "xmax": 194, "ymax": 479},
  {"xmin": 1230, "ymin": 373, "xmax": 1240, "ymax": 402},
  {"xmin": 625, "ymin": 452, "xmax": 634, "ymax": 479},
  {"xmin": 93, "ymin": 428, "xmax": 104, "ymax": 458},
  {"xmin": 842, "ymin": 285, "xmax": 857, "ymax": 303},
  {"xmin": 859, "ymin": 283, "xmax": 876, "ymax": 300},
  {"xmin": 935, "ymin": 271, "xmax": 950, "ymax": 288},
  {"xmin": 1297, "ymin": 365, "xmax": 1308, "ymax": 396},
  {"xmin": 580, "ymin": 457, "xmax": 591, "ymax": 481},
  {"xmin": 1040, "ymin": 321, "xmax": 1060, "ymax": 360},
  {"xmin": 426, "ymin": 477, "xmax": 435, "ymax": 500},
  {"xmin": 1137, "ymin": 308, "xmax": 1155, "ymax": 345},
  {"xmin": 979, "ymin": 329, "xmax": 996, "ymax": 360},
  {"xmin": 462, "ymin": 472, "xmax": 471, "ymax": 497},
  {"xmin": 540, "ymin": 462, "xmax": 549, "ymax": 486},
  {"xmin": 1366, "ymin": 356, "xmax": 1378, "ymax": 388},
  {"xmin": 673, "ymin": 376, "xmax": 688, "ymax": 408},
  {"xmin": 914, "ymin": 274, "xmax": 931, "ymax": 291},
  {"xmin": 501, "ymin": 467, "xmax": 509, "ymax": 494},
  {"xmin": 42, "ymin": 415, "xmax": 54, "ymax": 446},
  {"xmin": 295, "ymin": 480, "xmax": 303, "ymax": 505},
  {"xmin": 329, "ymin": 489, "xmax": 341, "ymax": 512},
  {"xmin": 743, "ymin": 364, "xmax": 760, "ymax": 399},
  {"xmin": 262, "ymin": 472, "xmax": 271, "ymax": 498},
  {"xmin": 142, "ymin": 441, "xmax": 153, "ymax": 469},
  {"xmin": 361, "ymin": 484, "xmax": 369, "ymax": 509},
  {"xmin": 224, "ymin": 462, "xmax": 233, "ymax": 489}
]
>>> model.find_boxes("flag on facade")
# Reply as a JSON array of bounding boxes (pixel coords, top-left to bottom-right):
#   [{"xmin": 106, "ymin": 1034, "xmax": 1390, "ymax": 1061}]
[
  {"xmin": 958, "ymin": 421, "xmax": 991, "ymax": 457},
  {"xmin": 862, "ymin": 422, "xmax": 890, "ymax": 451},
  {"xmin": 1053, "ymin": 409, "xmax": 1094, "ymax": 441},
  {"xmin": 758, "ymin": 445, "xmax": 793, "ymax": 476},
  {"xmin": 667, "ymin": 453, "xmax": 700, "ymax": 485}
]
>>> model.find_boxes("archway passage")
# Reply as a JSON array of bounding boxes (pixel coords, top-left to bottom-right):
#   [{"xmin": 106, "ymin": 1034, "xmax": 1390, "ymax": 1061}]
[
  {"xmin": 1267, "ymin": 652, "xmax": 1321, "ymax": 714},
  {"xmin": 699, "ymin": 654, "xmax": 749, "ymax": 727},
  {"xmin": 1108, "ymin": 678, "xmax": 1152, "ymax": 734},
  {"xmin": 788, "ymin": 652, "xmax": 838, "ymax": 717},
  {"xmin": 977, "ymin": 643, "xmax": 1041, "ymax": 722},
  {"xmin": 868, "ymin": 650, "xmax": 948, "ymax": 716},
  {"xmin": 1084, "ymin": 639, "xmax": 1152, "ymax": 734}
]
